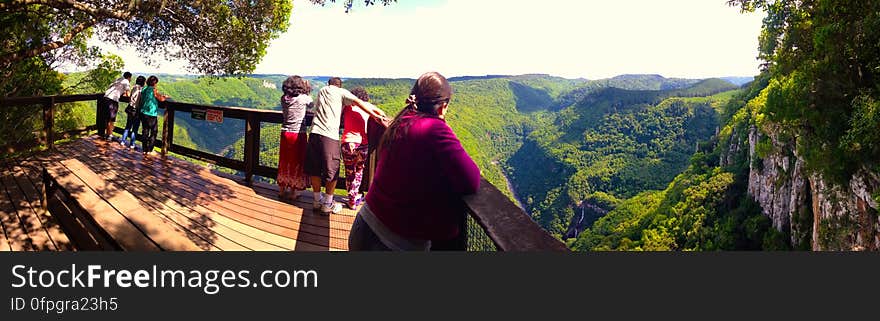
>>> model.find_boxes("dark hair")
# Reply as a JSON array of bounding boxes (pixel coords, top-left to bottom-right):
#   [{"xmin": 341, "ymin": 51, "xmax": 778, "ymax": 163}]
[
  {"xmin": 146, "ymin": 76, "xmax": 159, "ymax": 86},
  {"xmin": 328, "ymin": 77, "xmax": 343, "ymax": 87},
  {"xmin": 405, "ymin": 71, "xmax": 452, "ymax": 115},
  {"xmin": 283, "ymin": 75, "xmax": 311, "ymax": 96},
  {"xmin": 135, "ymin": 76, "xmax": 146, "ymax": 87},
  {"xmin": 350, "ymin": 86, "xmax": 369, "ymax": 102},
  {"xmin": 379, "ymin": 72, "xmax": 452, "ymax": 152},
  {"xmin": 123, "ymin": 72, "xmax": 132, "ymax": 79}
]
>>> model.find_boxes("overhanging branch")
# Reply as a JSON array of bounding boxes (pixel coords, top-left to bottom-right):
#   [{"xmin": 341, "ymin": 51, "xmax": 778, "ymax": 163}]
[
  {"xmin": 0, "ymin": 0, "xmax": 132, "ymax": 20},
  {"xmin": 0, "ymin": 18, "xmax": 99, "ymax": 66}
]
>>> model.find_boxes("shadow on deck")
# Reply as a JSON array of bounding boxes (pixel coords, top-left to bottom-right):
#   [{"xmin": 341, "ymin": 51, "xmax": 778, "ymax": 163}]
[{"xmin": 0, "ymin": 136, "xmax": 353, "ymax": 251}]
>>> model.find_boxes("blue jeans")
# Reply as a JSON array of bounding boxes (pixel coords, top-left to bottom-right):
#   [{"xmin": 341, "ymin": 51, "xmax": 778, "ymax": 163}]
[{"xmin": 122, "ymin": 112, "xmax": 142, "ymax": 147}]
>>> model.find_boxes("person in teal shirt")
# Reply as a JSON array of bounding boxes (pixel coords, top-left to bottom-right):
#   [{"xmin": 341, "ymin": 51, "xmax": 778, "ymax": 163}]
[{"xmin": 139, "ymin": 76, "xmax": 169, "ymax": 156}]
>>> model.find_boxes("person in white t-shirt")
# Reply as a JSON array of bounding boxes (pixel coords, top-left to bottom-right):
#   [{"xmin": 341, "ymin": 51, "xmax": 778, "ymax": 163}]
[
  {"xmin": 304, "ymin": 77, "xmax": 387, "ymax": 215},
  {"xmin": 101, "ymin": 72, "xmax": 132, "ymax": 140}
]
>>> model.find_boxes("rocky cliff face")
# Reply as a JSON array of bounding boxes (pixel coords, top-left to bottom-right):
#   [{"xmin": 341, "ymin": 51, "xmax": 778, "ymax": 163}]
[{"xmin": 745, "ymin": 125, "xmax": 880, "ymax": 250}]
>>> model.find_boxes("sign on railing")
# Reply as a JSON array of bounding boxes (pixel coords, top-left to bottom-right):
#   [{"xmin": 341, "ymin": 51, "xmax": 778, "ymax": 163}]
[
  {"xmin": 191, "ymin": 109, "xmax": 206, "ymax": 120},
  {"xmin": 206, "ymin": 109, "xmax": 223, "ymax": 123},
  {"xmin": 191, "ymin": 109, "xmax": 223, "ymax": 123}
]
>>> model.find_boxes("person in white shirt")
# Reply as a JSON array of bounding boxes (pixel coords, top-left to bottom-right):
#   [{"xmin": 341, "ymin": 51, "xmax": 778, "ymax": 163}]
[
  {"xmin": 101, "ymin": 72, "xmax": 132, "ymax": 140},
  {"xmin": 304, "ymin": 77, "xmax": 387, "ymax": 215}
]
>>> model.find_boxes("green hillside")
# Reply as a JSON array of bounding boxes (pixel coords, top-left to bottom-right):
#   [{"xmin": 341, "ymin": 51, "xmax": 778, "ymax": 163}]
[
  {"xmin": 158, "ymin": 76, "xmax": 284, "ymax": 154},
  {"xmin": 569, "ymin": 0, "xmax": 880, "ymax": 251},
  {"xmin": 571, "ymin": 77, "xmax": 787, "ymax": 251},
  {"xmin": 510, "ymin": 84, "xmax": 739, "ymax": 237}
]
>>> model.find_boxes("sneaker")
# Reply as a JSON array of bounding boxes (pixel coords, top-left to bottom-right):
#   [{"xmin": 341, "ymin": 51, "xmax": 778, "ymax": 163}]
[
  {"xmin": 119, "ymin": 140, "xmax": 126, "ymax": 147},
  {"xmin": 320, "ymin": 202, "xmax": 342, "ymax": 215},
  {"xmin": 347, "ymin": 195, "xmax": 363, "ymax": 209},
  {"xmin": 129, "ymin": 145, "xmax": 136, "ymax": 150},
  {"xmin": 312, "ymin": 196, "xmax": 323, "ymax": 209}
]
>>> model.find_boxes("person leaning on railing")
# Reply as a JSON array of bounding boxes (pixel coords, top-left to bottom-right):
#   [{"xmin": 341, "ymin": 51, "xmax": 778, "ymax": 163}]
[
  {"xmin": 100, "ymin": 72, "xmax": 132, "ymax": 141},
  {"xmin": 341, "ymin": 86, "xmax": 373, "ymax": 209},
  {"xmin": 305, "ymin": 77, "xmax": 387, "ymax": 215},
  {"xmin": 138, "ymin": 76, "xmax": 170, "ymax": 156},
  {"xmin": 121, "ymin": 75, "xmax": 146, "ymax": 150},
  {"xmin": 348, "ymin": 72, "xmax": 481, "ymax": 251},
  {"xmin": 277, "ymin": 75, "xmax": 313, "ymax": 200}
]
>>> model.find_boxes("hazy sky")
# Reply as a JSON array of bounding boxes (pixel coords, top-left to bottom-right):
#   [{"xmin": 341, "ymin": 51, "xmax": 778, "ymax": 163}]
[{"xmin": 89, "ymin": 0, "xmax": 765, "ymax": 79}]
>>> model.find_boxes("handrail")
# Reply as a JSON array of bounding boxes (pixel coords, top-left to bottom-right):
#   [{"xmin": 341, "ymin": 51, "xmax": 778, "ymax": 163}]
[
  {"xmin": 0, "ymin": 93, "xmax": 569, "ymax": 251},
  {"xmin": 159, "ymin": 100, "xmax": 281, "ymax": 185},
  {"xmin": 464, "ymin": 178, "xmax": 568, "ymax": 251},
  {"xmin": 0, "ymin": 93, "xmax": 103, "ymax": 106}
]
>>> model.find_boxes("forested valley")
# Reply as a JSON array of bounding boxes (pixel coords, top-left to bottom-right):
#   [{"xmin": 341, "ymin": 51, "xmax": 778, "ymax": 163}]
[{"xmin": 3, "ymin": 0, "xmax": 878, "ymax": 251}]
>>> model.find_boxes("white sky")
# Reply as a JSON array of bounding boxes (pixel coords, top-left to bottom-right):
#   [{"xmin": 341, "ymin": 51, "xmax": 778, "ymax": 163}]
[{"xmin": 86, "ymin": 0, "xmax": 765, "ymax": 79}]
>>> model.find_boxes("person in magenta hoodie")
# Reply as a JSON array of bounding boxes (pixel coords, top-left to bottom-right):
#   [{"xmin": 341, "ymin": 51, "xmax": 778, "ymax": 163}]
[{"xmin": 348, "ymin": 72, "xmax": 480, "ymax": 251}]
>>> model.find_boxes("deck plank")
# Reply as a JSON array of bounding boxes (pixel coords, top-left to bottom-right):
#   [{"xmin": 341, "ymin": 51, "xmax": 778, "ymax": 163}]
[
  {"xmin": 80, "ymin": 140, "xmax": 349, "ymax": 250},
  {"xmin": 147, "ymin": 152, "xmax": 358, "ymax": 237},
  {"xmin": 42, "ymin": 157, "xmax": 161, "ymax": 251},
  {"xmin": 2, "ymin": 164, "xmax": 60, "ymax": 251},
  {"xmin": 0, "ymin": 232, "xmax": 9, "ymax": 251},
  {"xmin": 0, "ymin": 204, "xmax": 10, "ymax": 251},
  {"xmin": 59, "ymin": 158, "xmax": 201, "ymax": 251},
  {"xmin": 10, "ymin": 162, "xmax": 75, "ymax": 251},
  {"xmin": 55, "ymin": 147, "xmax": 223, "ymax": 251},
  {"xmin": 4, "ymin": 136, "xmax": 354, "ymax": 251},
  {"xmin": 58, "ymin": 145, "xmax": 257, "ymax": 251},
  {"xmin": 17, "ymin": 157, "xmax": 111, "ymax": 251},
  {"xmin": 77, "ymin": 167, "xmax": 224, "ymax": 251},
  {"xmin": 64, "ymin": 143, "xmax": 301, "ymax": 250},
  {"xmin": 107, "ymin": 142, "xmax": 356, "ymax": 227},
  {"xmin": 89, "ymin": 136, "xmax": 359, "ymax": 220},
  {"xmin": 0, "ymin": 164, "xmax": 35, "ymax": 251}
]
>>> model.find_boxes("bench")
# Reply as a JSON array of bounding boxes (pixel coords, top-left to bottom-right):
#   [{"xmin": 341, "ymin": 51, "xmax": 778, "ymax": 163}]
[{"xmin": 41, "ymin": 157, "xmax": 200, "ymax": 251}]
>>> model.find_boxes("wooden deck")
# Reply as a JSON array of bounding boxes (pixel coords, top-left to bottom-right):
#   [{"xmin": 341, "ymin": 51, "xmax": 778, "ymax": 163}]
[{"xmin": 0, "ymin": 136, "xmax": 355, "ymax": 251}]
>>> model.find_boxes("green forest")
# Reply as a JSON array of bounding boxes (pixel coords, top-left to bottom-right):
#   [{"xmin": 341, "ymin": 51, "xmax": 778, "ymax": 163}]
[{"xmin": 3, "ymin": 0, "xmax": 878, "ymax": 251}]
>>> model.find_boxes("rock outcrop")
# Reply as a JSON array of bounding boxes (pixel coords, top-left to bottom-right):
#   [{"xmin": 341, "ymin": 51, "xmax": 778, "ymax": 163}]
[{"xmin": 745, "ymin": 124, "xmax": 880, "ymax": 250}]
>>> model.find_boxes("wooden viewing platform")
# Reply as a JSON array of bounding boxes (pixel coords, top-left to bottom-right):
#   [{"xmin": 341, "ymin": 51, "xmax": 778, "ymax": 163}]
[
  {"xmin": 0, "ymin": 94, "xmax": 568, "ymax": 251},
  {"xmin": 2, "ymin": 136, "xmax": 353, "ymax": 251}
]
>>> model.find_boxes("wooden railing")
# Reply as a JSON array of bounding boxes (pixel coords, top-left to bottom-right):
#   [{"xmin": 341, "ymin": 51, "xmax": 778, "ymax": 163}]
[
  {"xmin": 0, "ymin": 93, "xmax": 104, "ymax": 152},
  {"xmin": 159, "ymin": 100, "xmax": 280, "ymax": 184},
  {"xmin": 0, "ymin": 94, "xmax": 568, "ymax": 251}
]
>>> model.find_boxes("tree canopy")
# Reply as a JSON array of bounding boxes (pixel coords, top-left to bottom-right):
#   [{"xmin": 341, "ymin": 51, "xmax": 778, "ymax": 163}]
[
  {"xmin": 727, "ymin": 0, "xmax": 880, "ymax": 180},
  {"xmin": 0, "ymin": 0, "xmax": 398, "ymax": 77},
  {"xmin": 1, "ymin": 0, "xmax": 293, "ymax": 75}
]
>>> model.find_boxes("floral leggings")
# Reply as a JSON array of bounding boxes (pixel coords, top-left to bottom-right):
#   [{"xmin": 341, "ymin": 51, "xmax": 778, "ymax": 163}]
[{"xmin": 342, "ymin": 142, "xmax": 369, "ymax": 204}]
